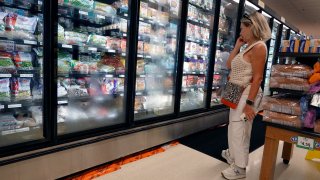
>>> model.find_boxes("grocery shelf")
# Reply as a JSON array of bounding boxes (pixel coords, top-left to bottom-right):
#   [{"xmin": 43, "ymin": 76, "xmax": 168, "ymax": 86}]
[
  {"xmin": 185, "ymin": 54, "xmax": 208, "ymax": 60},
  {"xmin": 188, "ymin": 2, "xmax": 214, "ymax": 14},
  {"xmin": 186, "ymin": 36, "xmax": 210, "ymax": 46},
  {"xmin": 183, "ymin": 71, "xmax": 206, "ymax": 76},
  {"xmin": 181, "ymin": 86, "xmax": 205, "ymax": 92},
  {"xmin": 57, "ymin": 94, "xmax": 122, "ymax": 105},
  {"xmin": 0, "ymin": 2, "xmax": 42, "ymax": 14},
  {"xmin": 187, "ymin": 18, "xmax": 211, "ymax": 29},
  {"xmin": 58, "ymin": 13, "xmax": 113, "ymax": 28},
  {"xmin": 0, "ymin": 37, "xmax": 40, "ymax": 46},
  {"xmin": 135, "ymin": 89, "xmax": 174, "ymax": 96},
  {"xmin": 277, "ymin": 52, "xmax": 320, "ymax": 58},
  {"xmin": 141, "ymin": 0, "xmax": 170, "ymax": 10},
  {"xmin": 269, "ymin": 88, "xmax": 306, "ymax": 95},
  {"xmin": 58, "ymin": 43, "xmax": 121, "ymax": 54},
  {"xmin": 139, "ymin": 17, "xmax": 167, "ymax": 27},
  {"xmin": 0, "ymin": 98, "xmax": 43, "ymax": 110},
  {"xmin": 58, "ymin": 72, "xmax": 125, "ymax": 78},
  {"xmin": 105, "ymin": 30, "xmax": 127, "ymax": 39}
]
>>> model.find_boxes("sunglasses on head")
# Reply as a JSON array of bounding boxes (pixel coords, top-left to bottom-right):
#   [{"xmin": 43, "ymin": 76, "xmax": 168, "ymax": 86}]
[{"xmin": 242, "ymin": 13, "xmax": 253, "ymax": 24}]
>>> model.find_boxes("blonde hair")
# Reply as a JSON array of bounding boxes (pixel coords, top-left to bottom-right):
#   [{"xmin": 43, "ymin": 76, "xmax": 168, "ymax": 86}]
[{"xmin": 241, "ymin": 12, "xmax": 271, "ymax": 42}]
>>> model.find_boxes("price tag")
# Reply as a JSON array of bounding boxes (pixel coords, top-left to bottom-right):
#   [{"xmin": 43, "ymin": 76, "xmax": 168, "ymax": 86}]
[
  {"xmin": 146, "ymin": 55, "xmax": 151, "ymax": 59},
  {"xmin": 192, "ymin": 72, "xmax": 196, "ymax": 74},
  {"xmin": 108, "ymin": 49, "xmax": 116, "ymax": 53},
  {"xmin": 124, "ymin": 14, "xmax": 128, "ymax": 17},
  {"xmin": 97, "ymin": 15, "xmax": 105, "ymax": 19},
  {"xmin": 119, "ymin": 75, "xmax": 125, "ymax": 78},
  {"xmin": 190, "ymin": 88, "xmax": 195, "ymax": 92},
  {"xmin": 0, "ymin": 74, "xmax": 12, "ymax": 77},
  {"xmin": 0, "ymin": 40, "xmax": 14, "ymax": 51},
  {"xmin": 136, "ymin": 92, "xmax": 142, "ymax": 95},
  {"xmin": 88, "ymin": 47, "xmax": 97, "ymax": 51},
  {"xmin": 139, "ymin": 18, "xmax": 144, "ymax": 21},
  {"xmin": 8, "ymin": 104, "xmax": 22, "ymax": 108},
  {"xmin": 137, "ymin": 54, "xmax": 143, "ymax": 58},
  {"xmin": 120, "ymin": 93, "xmax": 124, "ymax": 96},
  {"xmin": 62, "ymin": 44, "xmax": 72, "ymax": 48},
  {"xmin": 0, "ymin": 105, "xmax": 4, "ymax": 109},
  {"xmin": 139, "ymin": 75, "xmax": 146, "ymax": 77},
  {"xmin": 105, "ymin": 74, "xmax": 114, "ymax": 78},
  {"xmin": 297, "ymin": 136, "xmax": 314, "ymax": 150},
  {"xmin": 20, "ymin": 74, "xmax": 33, "ymax": 78},
  {"xmin": 79, "ymin": 10, "xmax": 89, "ymax": 16},
  {"xmin": 134, "ymin": 111, "xmax": 138, "ymax": 114},
  {"xmin": 58, "ymin": 100, "xmax": 68, "ymax": 105},
  {"xmin": 121, "ymin": 53, "xmax": 126, "ymax": 56},
  {"xmin": 24, "ymin": 40, "xmax": 37, "ymax": 45},
  {"xmin": 123, "ymin": 33, "xmax": 127, "ymax": 37},
  {"xmin": 38, "ymin": 0, "xmax": 43, "ymax": 5}
]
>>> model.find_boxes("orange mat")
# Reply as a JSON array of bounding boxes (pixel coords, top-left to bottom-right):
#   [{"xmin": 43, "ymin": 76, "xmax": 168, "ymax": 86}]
[{"xmin": 63, "ymin": 141, "xmax": 180, "ymax": 180}]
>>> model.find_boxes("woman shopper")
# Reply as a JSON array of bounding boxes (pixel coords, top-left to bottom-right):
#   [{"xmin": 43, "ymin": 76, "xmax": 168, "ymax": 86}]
[{"xmin": 220, "ymin": 11, "xmax": 271, "ymax": 180}]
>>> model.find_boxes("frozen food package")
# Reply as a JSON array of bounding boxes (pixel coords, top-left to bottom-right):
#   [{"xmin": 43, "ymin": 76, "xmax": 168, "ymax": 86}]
[
  {"xmin": 94, "ymin": 2, "xmax": 116, "ymax": 16},
  {"xmin": 73, "ymin": 61, "xmax": 89, "ymax": 74},
  {"xmin": 135, "ymin": 78, "xmax": 145, "ymax": 91},
  {"xmin": 64, "ymin": 0, "xmax": 94, "ymax": 10},
  {"xmin": 64, "ymin": 31, "xmax": 88, "ymax": 45},
  {"xmin": 169, "ymin": 0, "xmax": 180, "ymax": 16},
  {"xmin": 140, "ymin": 2, "xmax": 148, "ymax": 18},
  {"xmin": 11, "ymin": 78, "xmax": 31, "ymax": 99},
  {"xmin": 29, "ymin": 106, "xmax": 43, "ymax": 125},
  {"xmin": 99, "ymin": 54, "xmax": 123, "ymax": 73},
  {"xmin": 117, "ymin": 78, "xmax": 125, "ymax": 92},
  {"xmin": 120, "ymin": 39, "xmax": 126, "ymax": 52},
  {"xmin": 57, "ymin": 79, "xmax": 68, "ymax": 97},
  {"xmin": 269, "ymin": 76, "xmax": 310, "ymax": 92},
  {"xmin": 15, "ymin": 15, "xmax": 38, "ymax": 33},
  {"xmin": 0, "ymin": 52, "xmax": 16, "ymax": 73},
  {"xmin": 87, "ymin": 34, "xmax": 107, "ymax": 47},
  {"xmin": 15, "ymin": 44, "xmax": 32, "ymax": 52},
  {"xmin": 32, "ymin": 78, "xmax": 43, "ymax": 99},
  {"xmin": 58, "ymin": 23, "xmax": 65, "ymax": 43},
  {"xmin": 68, "ymin": 84, "xmax": 89, "ymax": 97},
  {"xmin": 262, "ymin": 95, "xmax": 301, "ymax": 115},
  {"xmin": 0, "ymin": 78, "xmax": 10, "ymax": 101},
  {"xmin": 0, "ymin": 114, "xmax": 19, "ymax": 131},
  {"xmin": 58, "ymin": 52, "xmax": 73, "ymax": 73},
  {"xmin": 13, "ymin": 52, "xmax": 33, "ymax": 70},
  {"xmin": 271, "ymin": 64, "xmax": 313, "ymax": 78},
  {"xmin": 263, "ymin": 110, "xmax": 302, "ymax": 128},
  {"xmin": 136, "ymin": 59, "xmax": 145, "ymax": 74},
  {"xmin": 0, "ymin": 12, "xmax": 7, "ymax": 31},
  {"xmin": 195, "ymin": 25, "xmax": 201, "ymax": 40},
  {"xmin": 101, "ymin": 78, "xmax": 116, "ymax": 95}
]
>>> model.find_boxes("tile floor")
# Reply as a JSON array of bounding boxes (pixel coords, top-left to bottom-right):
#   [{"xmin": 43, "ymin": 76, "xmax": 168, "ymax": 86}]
[{"xmin": 97, "ymin": 141, "xmax": 320, "ymax": 180}]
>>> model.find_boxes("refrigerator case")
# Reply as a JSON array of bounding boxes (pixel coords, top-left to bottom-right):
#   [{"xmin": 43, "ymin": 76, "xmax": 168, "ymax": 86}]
[
  {"xmin": 134, "ymin": 0, "xmax": 181, "ymax": 120},
  {"xmin": 57, "ymin": 0, "xmax": 129, "ymax": 134},
  {"xmin": 211, "ymin": 0, "xmax": 239, "ymax": 106},
  {"xmin": 180, "ymin": 0, "xmax": 214, "ymax": 112},
  {"xmin": 264, "ymin": 20, "xmax": 279, "ymax": 96},
  {"xmin": 0, "ymin": 0, "xmax": 44, "ymax": 147}
]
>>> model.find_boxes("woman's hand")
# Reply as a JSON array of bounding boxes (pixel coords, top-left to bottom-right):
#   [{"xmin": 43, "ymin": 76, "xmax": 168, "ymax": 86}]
[
  {"xmin": 243, "ymin": 104, "xmax": 255, "ymax": 122},
  {"xmin": 235, "ymin": 36, "xmax": 246, "ymax": 49}
]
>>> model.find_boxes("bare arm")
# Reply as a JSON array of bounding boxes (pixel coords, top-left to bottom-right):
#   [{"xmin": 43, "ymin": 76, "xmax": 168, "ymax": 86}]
[{"xmin": 244, "ymin": 44, "xmax": 267, "ymax": 121}]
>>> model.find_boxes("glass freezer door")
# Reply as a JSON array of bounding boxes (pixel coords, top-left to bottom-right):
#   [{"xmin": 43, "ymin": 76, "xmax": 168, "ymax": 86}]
[
  {"xmin": 211, "ymin": 0, "xmax": 239, "ymax": 107},
  {"xmin": 57, "ymin": 0, "xmax": 129, "ymax": 134},
  {"xmin": 264, "ymin": 20, "xmax": 280, "ymax": 96},
  {"xmin": 0, "ymin": 1, "xmax": 44, "ymax": 147},
  {"xmin": 180, "ymin": 0, "xmax": 215, "ymax": 111},
  {"xmin": 134, "ymin": 0, "xmax": 181, "ymax": 120}
]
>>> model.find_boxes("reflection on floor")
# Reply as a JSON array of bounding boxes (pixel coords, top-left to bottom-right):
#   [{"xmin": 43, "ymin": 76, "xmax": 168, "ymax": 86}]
[{"xmin": 96, "ymin": 142, "xmax": 320, "ymax": 180}]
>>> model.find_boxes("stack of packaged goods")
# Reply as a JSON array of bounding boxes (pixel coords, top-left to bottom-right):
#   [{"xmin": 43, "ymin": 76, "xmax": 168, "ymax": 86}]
[
  {"xmin": 280, "ymin": 38, "xmax": 320, "ymax": 53},
  {"xmin": 264, "ymin": 64, "xmax": 312, "ymax": 128},
  {"xmin": 269, "ymin": 64, "xmax": 312, "ymax": 92},
  {"xmin": 262, "ymin": 95, "xmax": 302, "ymax": 128}
]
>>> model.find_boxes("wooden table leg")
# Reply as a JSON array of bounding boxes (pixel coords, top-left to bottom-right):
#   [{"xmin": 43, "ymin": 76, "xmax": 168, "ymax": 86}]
[
  {"xmin": 281, "ymin": 142, "xmax": 293, "ymax": 164},
  {"xmin": 259, "ymin": 136, "xmax": 279, "ymax": 180}
]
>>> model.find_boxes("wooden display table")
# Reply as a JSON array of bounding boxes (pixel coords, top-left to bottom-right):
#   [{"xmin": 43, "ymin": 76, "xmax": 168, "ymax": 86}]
[{"xmin": 259, "ymin": 122, "xmax": 320, "ymax": 180}]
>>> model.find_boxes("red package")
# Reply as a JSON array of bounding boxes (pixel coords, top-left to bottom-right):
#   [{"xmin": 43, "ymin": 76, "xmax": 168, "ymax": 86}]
[
  {"xmin": 4, "ymin": 13, "xmax": 17, "ymax": 31},
  {"xmin": 121, "ymin": 39, "xmax": 126, "ymax": 52}
]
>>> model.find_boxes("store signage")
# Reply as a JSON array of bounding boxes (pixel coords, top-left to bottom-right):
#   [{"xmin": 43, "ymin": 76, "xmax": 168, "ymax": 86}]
[{"xmin": 297, "ymin": 136, "xmax": 315, "ymax": 150}]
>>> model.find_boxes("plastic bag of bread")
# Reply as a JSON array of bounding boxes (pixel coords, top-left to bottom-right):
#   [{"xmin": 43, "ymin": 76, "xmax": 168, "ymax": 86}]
[
  {"xmin": 262, "ymin": 95, "xmax": 301, "ymax": 115},
  {"xmin": 271, "ymin": 64, "xmax": 313, "ymax": 78},
  {"xmin": 263, "ymin": 110, "xmax": 302, "ymax": 128},
  {"xmin": 269, "ymin": 76, "xmax": 310, "ymax": 92}
]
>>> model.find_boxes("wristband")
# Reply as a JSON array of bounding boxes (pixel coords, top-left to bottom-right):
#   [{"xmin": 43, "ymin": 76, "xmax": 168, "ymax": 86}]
[{"xmin": 246, "ymin": 99, "xmax": 254, "ymax": 106}]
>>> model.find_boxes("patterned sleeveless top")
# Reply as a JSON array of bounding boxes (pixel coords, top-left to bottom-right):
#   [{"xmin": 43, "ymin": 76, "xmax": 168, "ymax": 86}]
[{"xmin": 229, "ymin": 41, "xmax": 267, "ymax": 86}]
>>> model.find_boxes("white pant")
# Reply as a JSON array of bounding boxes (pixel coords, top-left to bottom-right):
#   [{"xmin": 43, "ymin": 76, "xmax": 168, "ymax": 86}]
[{"xmin": 227, "ymin": 87, "xmax": 262, "ymax": 168}]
